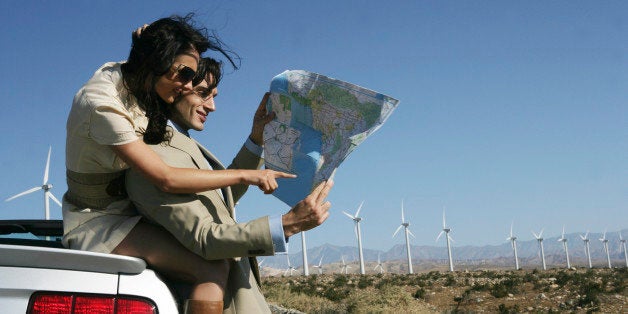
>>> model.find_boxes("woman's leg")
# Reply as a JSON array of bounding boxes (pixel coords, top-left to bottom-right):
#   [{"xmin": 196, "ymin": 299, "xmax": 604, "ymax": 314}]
[{"xmin": 112, "ymin": 221, "xmax": 229, "ymax": 302}]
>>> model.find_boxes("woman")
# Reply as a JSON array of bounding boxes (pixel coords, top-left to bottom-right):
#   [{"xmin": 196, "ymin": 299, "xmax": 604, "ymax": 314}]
[{"xmin": 63, "ymin": 15, "xmax": 292, "ymax": 313}]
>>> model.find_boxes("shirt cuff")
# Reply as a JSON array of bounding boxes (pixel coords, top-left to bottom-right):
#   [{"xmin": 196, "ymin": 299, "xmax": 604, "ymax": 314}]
[
  {"xmin": 269, "ymin": 214, "xmax": 288, "ymax": 254},
  {"xmin": 244, "ymin": 137, "xmax": 263, "ymax": 157}
]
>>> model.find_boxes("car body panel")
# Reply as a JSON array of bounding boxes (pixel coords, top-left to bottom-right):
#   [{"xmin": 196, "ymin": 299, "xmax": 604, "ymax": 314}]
[{"xmin": 0, "ymin": 220, "xmax": 181, "ymax": 313}]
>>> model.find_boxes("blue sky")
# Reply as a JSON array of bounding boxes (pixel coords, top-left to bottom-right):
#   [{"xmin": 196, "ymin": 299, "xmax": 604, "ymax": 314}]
[{"xmin": 0, "ymin": 1, "xmax": 626, "ymax": 251}]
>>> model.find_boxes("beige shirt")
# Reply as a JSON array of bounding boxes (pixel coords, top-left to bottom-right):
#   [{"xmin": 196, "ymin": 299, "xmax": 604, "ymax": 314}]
[
  {"xmin": 62, "ymin": 62, "xmax": 147, "ymax": 253},
  {"xmin": 66, "ymin": 62, "xmax": 147, "ymax": 172}
]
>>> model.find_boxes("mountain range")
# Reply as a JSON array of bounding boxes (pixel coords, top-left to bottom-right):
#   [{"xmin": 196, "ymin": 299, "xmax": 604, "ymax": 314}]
[{"xmin": 260, "ymin": 229, "xmax": 628, "ymax": 272}]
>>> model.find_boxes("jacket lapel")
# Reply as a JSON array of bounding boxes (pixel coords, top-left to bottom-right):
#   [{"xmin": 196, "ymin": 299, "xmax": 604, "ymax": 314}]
[
  {"xmin": 193, "ymin": 139, "xmax": 236, "ymax": 215},
  {"xmin": 167, "ymin": 128, "xmax": 210, "ymax": 170}
]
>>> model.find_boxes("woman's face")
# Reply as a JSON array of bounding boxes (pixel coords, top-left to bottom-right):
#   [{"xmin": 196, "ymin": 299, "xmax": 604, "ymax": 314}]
[{"xmin": 154, "ymin": 49, "xmax": 200, "ymax": 104}]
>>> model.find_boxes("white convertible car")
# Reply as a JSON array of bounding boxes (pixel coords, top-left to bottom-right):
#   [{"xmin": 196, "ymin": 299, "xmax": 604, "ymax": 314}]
[{"xmin": 0, "ymin": 220, "xmax": 182, "ymax": 314}]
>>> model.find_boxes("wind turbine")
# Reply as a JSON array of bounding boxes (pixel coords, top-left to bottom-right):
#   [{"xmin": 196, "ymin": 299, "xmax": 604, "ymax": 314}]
[
  {"xmin": 283, "ymin": 255, "xmax": 296, "ymax": 276},
  {"xmin": 312, "ymin": 255, "xmax": 324, "ymax": 275},
  {"xmin": 343, "ymin": 201, "xmax": 365, "ymax": 274},
  {"xmin": 393, "ymin": 199, "xmax": 415, "ymax": 274},
  {"xmin": 580, "ymin": 231, "xmax": 592, "ymax": 269},
  {"xmin": 532, "ymin": 229, "xmax": 546, "ymax": 270},
  {"xmin": 599, "ymin": 230, "xmax": 611, "ymax": 269},
  {"xmin": 301, "ymin": 231, "xmax": 309, "ymax": 276},
  {"xmin": 283, "ymin": 254, "xmax": 296, "ymax": 276},
  {"xmin": 5, "ymin": 146, "xmax": 61, "ymax": 220},
  {"xmin": 436, "ymin": 208, "xmax": 454, "ymax": 272},
  {"xmin": 506, "ymin": 222, "xmax": 520, "ymax": 270},
  {"xmin": 340, "ymin": 255, "xmax": 351, "ymax": 274},
  {"xmin": 373, "ymin": 253, "xmax": 384, "ymax": 274},
  {"xmin": 557, "ymin": 226, "xmax": 571, "ymax": 269},
  {"xmin": 620, "ymin": 232, "xmax": 628, "ymax": 268}
]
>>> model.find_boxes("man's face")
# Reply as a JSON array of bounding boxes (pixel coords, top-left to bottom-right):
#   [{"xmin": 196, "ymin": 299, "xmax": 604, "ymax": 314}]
[{"xmin": 170, "ymin": 75, "xmax": 218, "ymax": 132}]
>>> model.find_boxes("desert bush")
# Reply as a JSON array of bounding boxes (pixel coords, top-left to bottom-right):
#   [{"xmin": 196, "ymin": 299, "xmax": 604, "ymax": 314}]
[
  {"xmin": 357, "ymin": 276, "xmax": 373, "ymax": 289},
  {"xmin": 265, "ymin": 284, "xmax": 341, "ymax": 313},
  {"xmin": 413, "ymin": 287, "xmax": 426, "ymax": 300}
]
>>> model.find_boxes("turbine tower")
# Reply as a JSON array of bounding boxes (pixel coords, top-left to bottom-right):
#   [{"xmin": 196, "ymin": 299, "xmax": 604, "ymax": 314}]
[
  {"xmin": 343, "ymin": 201, "xmax": 365, "ymax": 274},
  {"xmin": 507, "ymin": 222, "xmax": 519, "ymax": 270},
  {"xmin": 532, "ymin": 229, "xmax": 546, "ymax": 270},
  {"xmin": 5, "ymin": 146, "xmax": 61, "ymax": 220},
  {"xmin": 580, "ymin": 231, "xmax": 592, "ymax": 269},
  {"xmin": 557, "ymin": 226, "xmax": 571, "ymax": 269},
  {"xmin": 393, "ymin": 199, "xmax": 415, "ymax": 274},
  {"xmin": 436, "ymin": 208, "xmax": 454, "ymax": 272},
  {"xmin": 374, "ymin": 253, "xmax": 384, "ymax": 274},
  {"xmin": 620, "ymin": 232, "xmax": 628, "ymax": 268},
  {"xmin": 599, "ymin": 230, "xmax": 611, "ymax": 269},
  {"xmin": 301, "ymin": 231, "xmax": 309, "ymax": 276},
  {"xmin": 312, "ymin": 255, "xmax": 324, "ymax": 275}
]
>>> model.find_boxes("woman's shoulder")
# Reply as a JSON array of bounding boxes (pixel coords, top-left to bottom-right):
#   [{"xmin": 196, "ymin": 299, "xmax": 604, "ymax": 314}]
[{"xmin": 73, "ymin": 61, "xmax": 131, "ymax": 110}]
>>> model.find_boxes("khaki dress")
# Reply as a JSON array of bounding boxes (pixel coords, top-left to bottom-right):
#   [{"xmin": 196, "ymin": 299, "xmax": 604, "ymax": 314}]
[{"xmin": 62, "ymin": 62, "xmax": 147, "ymax": 253}]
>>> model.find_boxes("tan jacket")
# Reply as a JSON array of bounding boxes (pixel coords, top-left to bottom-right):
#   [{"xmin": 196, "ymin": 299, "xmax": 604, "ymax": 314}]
[{"xmin": 125, "ymin": 128, "xmax": 273, "ymax": 313}]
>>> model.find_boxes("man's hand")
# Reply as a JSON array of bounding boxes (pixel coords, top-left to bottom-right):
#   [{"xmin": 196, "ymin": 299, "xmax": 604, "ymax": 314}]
[
  {"xmin": 249, "ymin": 92, "xmax": 275, "ymax": 146},
  {"xmin": 241, "ymin": 169, "xmax": 296, "ymax": 194},
  {"xmin": 282, "ymin": 180, "xmax": 333, "ymax": 238}
]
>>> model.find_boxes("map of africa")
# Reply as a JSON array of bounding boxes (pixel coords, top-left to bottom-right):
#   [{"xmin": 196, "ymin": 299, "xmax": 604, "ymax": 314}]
[{"xmin": 263, "ymin": 70, "xmax": 399, "ymax": 206}]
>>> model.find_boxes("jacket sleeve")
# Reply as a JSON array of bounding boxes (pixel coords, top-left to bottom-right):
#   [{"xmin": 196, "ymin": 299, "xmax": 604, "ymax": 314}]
[{"xmin": 125, "ymin": 146, "xmax": 275, "ymax": 260}]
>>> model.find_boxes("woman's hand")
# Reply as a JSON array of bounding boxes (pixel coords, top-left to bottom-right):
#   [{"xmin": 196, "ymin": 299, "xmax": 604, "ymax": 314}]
[
  {"xmin": 241, "ymin": 169, "xmax": 296, "ymax": 194},
  {"xmin": 249, "ymin": 92, "xmax": 275, "ymax": 146},
  {"xmin": 132, "ymin": 24, "xmax": 149, "ymax": 40}
]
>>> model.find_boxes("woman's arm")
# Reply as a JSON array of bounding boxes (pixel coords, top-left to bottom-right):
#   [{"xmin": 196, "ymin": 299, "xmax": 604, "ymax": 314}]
[{"xmin": 111, "ymin": 140, "xmax": 294, "ymax": 194}]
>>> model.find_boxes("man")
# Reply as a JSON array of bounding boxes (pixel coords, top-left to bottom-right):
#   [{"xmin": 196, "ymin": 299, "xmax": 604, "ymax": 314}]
[{"xmin": 125, "ymin": 58, "xmax": 333, "ymax": 313}]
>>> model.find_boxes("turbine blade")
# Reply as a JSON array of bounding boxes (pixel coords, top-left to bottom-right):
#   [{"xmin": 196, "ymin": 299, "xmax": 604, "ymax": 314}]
[
  {"xmin": 407, "ymin": 228, "xmax": 416, "ymax": 238},
  {"xmin": 442, "ymin": 208, "xmax": 446, "ymax": 229},
  {"xmin": 448, "ymin": 234, "xmax": 455, "ymax": 243},
  {"xmin": 342, "ymin": 211, "xmax": 355, "ymax": 220},
  {"xmin": 580, "ymin": 234, "xmax": 585, "ymax": 240},
  {"xmin": 43, "ymin": 146, "xmax": 52, "ymax": 184},
  {"xmin": 49, "ymin": 192, "xmax": 62, "ymax": 207},
  {"xmin": 436, "ymin": 230, "xmax": 444, "ymax": 242},
  {"xmin": 539, "ymin": 229, "xmax": 544, "ymax": 238},
  {"xmin": 562, "ymin": 225, "xmax": 565, "ymax": 237},
  {"xmin": 532, "ymin": 231, "xmax": 539, "ymax": 239},
  {"xmin": 355, "ymin": 200, "xmax": 364, "ymax": 217},
  {"xmin": 510, "ymin": 222, "xmax": 514, "ymax": 237},
  {"xmin": 401, "ymin": 201, "xmax": 405, "ymax": 223},
  {"xmin": 393, "ymin": 225, "xmax": 403, "ymax": 238},
  {"xmin": 6, "ymin": 186, "xmax": 41, "ymax": 201}
]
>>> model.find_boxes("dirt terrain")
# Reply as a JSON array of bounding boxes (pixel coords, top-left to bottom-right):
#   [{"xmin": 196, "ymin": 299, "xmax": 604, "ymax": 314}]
[{"xmin": 262, "ymin": 268, "xmax": 626, "ymax": 313}]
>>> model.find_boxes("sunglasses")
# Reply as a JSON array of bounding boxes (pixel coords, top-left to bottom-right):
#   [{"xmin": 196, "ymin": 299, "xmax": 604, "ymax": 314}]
[{"xmin": 172, "ymin": 64, "xmax": 197, "ymax": 84}]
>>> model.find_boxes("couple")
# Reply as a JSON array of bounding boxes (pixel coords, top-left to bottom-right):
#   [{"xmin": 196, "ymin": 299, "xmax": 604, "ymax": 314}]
[{"xmin": 63, "ymin": 15, "xmax": 332, "ymax": 314}]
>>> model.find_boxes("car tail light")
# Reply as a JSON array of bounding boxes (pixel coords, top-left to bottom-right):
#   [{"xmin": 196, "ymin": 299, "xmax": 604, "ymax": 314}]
[{"xmin": 28, "ymin": 292, "xmax": 156, "ymax": 314}]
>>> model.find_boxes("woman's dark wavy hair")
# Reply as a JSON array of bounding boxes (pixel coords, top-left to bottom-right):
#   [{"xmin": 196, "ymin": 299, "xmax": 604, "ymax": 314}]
[{"xmin": 121, "ymin": 13, "xmax": 238, "ymax": 144}]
